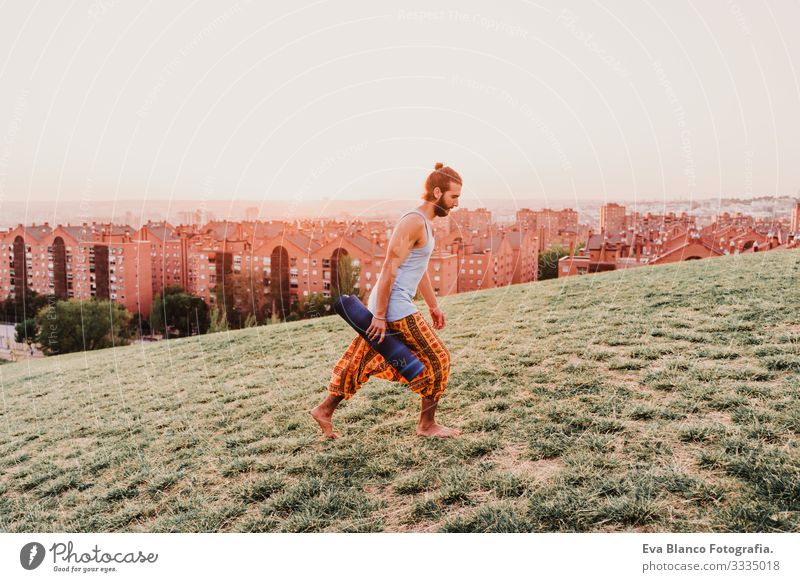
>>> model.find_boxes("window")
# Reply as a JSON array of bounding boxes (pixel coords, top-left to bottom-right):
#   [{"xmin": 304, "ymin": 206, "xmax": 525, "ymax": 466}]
[
  {"xmin": 469, "ymin": 269, "xmax": 474, "ymax": 274},
  {"xmin": 365, "ymin": 272, "xmax": 371, "ymax": 280},
  {"xmin": 312, "ymin": 269, "xmax": 317, "ymax": 275},
  {"xmin": 434, "ymin": 275, "xmax": 440, "ymax": 281},
  {"xmin": 460, "ymin": 268, "xmax": 465, "ymax": 274},
  {"xmin": 562, "ymin": 266, "xmax": 569, "ymax": 273},
  {"xmin": 352, "ymin": 259, "xmax": 360, "ymax": 267},
  {"xmin": 469, "ymin": 259, "xmax": 474, "ymax": 264},
  {"xmin": 477, "ymin": 269, "xmax": 482, "ymax": 274}
]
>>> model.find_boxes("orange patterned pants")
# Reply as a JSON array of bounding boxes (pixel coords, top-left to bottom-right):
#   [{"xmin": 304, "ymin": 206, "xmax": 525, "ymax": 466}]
[{"xmin": 328, "ymin": 311, "xmax": 450, "ymax": 401}]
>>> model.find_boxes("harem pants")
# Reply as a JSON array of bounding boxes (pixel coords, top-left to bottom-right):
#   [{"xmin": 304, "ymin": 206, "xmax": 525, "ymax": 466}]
[{"xmin": 327, "ymin": 311, "xmax": 450, "ymax": 401}]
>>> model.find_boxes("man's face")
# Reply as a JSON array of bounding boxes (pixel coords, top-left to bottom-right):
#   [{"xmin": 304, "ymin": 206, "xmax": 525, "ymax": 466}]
[{"xmin": 433, "ymin": 182, "xmax": 461, "ymax": 217}]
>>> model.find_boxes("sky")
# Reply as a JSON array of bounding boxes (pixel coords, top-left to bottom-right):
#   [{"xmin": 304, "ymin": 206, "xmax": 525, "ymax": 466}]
[{"xmin": 0, "ymin": 0, "xmax": 798, "ymax": 212}]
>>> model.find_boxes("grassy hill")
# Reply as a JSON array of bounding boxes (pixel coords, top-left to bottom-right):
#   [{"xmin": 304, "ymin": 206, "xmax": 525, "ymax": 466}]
[{"xmin": 1, "ymin": 249, "xmax": 798, "ymax": 533}]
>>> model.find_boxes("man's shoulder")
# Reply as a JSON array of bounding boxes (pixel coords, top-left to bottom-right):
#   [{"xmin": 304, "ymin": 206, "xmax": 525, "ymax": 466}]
[{"xmin": 397, "ymin": 210, "xmax": 426, "ymax": 230}]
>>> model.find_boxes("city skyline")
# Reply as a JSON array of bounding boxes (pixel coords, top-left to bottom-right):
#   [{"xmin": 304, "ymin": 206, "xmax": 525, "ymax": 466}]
[{"xmin": 1, "ymin": 195, "xmax": 798, "ymax": 232}]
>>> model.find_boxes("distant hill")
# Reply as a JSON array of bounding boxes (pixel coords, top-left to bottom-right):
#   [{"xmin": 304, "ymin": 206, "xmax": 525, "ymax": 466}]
[{"xmin": 0, "ymin": 249, "xmax": 798, "ymax": 532}]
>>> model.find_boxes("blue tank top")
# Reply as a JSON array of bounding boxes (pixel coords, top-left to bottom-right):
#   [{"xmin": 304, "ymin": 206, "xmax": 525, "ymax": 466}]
[{"xmin": 368, "ymin": 209, "xmax": 434, "ymax": 322}]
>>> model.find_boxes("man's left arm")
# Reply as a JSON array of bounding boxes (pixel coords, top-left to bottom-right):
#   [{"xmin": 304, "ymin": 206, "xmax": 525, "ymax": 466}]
[
  {"xmin": 418, "ymin": 270, "xmax": 445, "ymax": 329},
  {"xmin": 418, "ymin": 270, "xmax": 437, "ymax": 310}
]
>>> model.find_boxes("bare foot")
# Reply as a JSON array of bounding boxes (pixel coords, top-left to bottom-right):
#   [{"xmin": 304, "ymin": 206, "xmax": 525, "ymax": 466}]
[
  {"xmin": 416, "ymin": 423, "xmax": 463, "ymax": 438},
  {"xmin": 310, "ymin": 406, "xmax": 340, "ymax": 439}
]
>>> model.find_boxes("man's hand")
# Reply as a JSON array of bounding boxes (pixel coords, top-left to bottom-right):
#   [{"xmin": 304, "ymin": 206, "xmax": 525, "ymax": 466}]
[
  {"xmin": 430, "ymin": 307, "xmax": 446, "ymax": 330},
  {"xmin": 366, "ymin": 316, "xmax": 387, "ymax": 343}
]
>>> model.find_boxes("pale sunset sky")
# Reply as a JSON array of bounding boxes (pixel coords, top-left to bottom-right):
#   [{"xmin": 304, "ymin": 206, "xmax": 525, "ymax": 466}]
[{"xmin": 0, "ymin": 0, "xmax": 798, "ymax": 210}]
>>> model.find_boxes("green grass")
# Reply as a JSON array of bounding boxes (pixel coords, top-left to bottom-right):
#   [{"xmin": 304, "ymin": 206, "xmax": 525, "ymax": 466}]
[{"xmin": 0, "ymin": 249, "xmax": 798, "ymax": 532}]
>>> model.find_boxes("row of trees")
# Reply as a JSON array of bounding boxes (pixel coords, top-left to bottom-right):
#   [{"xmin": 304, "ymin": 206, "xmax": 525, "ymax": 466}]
[
  {"xmin": 6, "ymin": 288, "xmax": 350, "ymax": 356},
  {"xmin": 3, "ymin": 295, "xmax": 135, "ymax": 356},
  {"xmin": 33, "ymin": 299, "xmax": 133, "ymax": 355}
]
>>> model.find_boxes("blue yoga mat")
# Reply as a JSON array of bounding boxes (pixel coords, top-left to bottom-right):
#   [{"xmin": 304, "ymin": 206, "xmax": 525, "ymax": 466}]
[{"xmin": 332, "ymin": 294, "xmax": 426, "ymax": 382}]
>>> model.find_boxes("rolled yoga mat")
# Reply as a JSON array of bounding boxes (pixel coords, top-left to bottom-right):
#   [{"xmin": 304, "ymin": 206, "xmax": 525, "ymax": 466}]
[{"xmin": 332, "ymin": 294, "xmax": 426, "ymax": 382}]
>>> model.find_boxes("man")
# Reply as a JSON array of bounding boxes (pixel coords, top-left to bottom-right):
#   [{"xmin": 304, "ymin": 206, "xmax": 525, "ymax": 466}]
[{"xmin": 311, "ymin": 163, "xmax": 463, "ymax": 438}]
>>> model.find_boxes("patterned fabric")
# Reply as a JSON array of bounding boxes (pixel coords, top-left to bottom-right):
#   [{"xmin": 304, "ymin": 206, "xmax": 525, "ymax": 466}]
[{"xmin": 328, "ymin": 311, "xmax": 450, "ymax": 401}]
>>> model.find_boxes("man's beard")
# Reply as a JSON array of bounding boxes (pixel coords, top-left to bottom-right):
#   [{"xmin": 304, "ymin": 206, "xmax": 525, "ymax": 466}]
[{"xmin": 433, "ymin": 201, "xmax": 450, "ymax": 217}]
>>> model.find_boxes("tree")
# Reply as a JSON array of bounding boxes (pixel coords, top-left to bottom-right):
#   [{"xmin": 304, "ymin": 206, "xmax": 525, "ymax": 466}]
[
  {"xmin": 1, "ymin": 290, "xmax": 52, "ymax": 324},
  {"xmin": 208, "ymin": 306, "xmax": 229, "ymax": 333},
  {"xmin": 333, "ymin": 254, "xmax": 360, "ymax": 300},
  {"xmin": 35, "ymin": 299, "xmax": 133, "ymax": 355},
  {"xmin": 214, "ymin": 268, "xmax": 268, "ymax": 328},
  {"xmin": 129, "ymin": 312, "xmax": 151, "ymax": 338},
  {"xmin": 15, "ymin": 319, "xmax": 38, "ymax": 344},
  {"xmin": 302, "ymin": 292, "xmax": 333, "ymax": 319},
  {"xmin": 151, "ymin": 286, "xmax": 210, "ymax": 338},
  {"xmin": 537, "ymin": 245, "xmax": 570, "ymax": 281}
]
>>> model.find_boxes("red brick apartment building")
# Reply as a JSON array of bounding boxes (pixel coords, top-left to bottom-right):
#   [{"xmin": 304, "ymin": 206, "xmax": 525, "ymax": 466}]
[
  {"xmin": 516, "ymin": 207, "xmax": 578, "ymax": 249},
  {"xmin": 449, "ymin": 207, "xmax": 492, "ymax": 233},
  {"xmin": 438, "ymin": 227, "xmax": 538, "ymax": 293},
  {"xmin": 599, "ymin": 203, "xmax": 626, "ymax": 235},
  {"xmin": 1, "ymin": 222, "xmax": 153, "ymax": 317}
]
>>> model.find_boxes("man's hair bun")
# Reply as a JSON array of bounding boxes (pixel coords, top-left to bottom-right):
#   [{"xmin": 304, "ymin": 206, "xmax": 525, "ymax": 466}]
[{"xmin": 434, "ymin": 162, "xmax": 444, "ymax": 170}]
